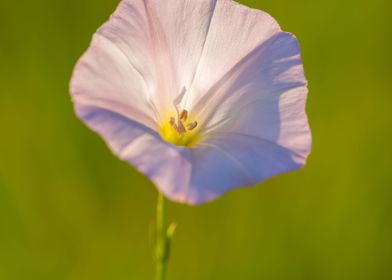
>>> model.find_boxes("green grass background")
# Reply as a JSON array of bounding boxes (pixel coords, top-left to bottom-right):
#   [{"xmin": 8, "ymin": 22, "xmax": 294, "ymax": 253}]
[{"xmin": 0, "ymin": 0, "xmax": 391, "ymax": 279}]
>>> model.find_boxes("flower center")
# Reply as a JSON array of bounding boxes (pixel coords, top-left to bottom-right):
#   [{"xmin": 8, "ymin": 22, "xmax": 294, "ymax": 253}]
[{"xmin": 159, "ymin": 109, "xmax": 200, "ymax": 147}]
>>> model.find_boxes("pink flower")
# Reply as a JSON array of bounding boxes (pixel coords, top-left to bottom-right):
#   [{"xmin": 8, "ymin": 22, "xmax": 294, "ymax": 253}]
[{"xmin": 70, "ymin": 0, "xmax": 312, "ymax": 204}]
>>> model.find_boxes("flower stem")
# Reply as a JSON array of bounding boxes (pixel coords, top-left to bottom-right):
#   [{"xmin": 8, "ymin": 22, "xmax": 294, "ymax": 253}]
[{"xmin": 155, "ymin": 192, "xmax": 175, "ymax": 280}]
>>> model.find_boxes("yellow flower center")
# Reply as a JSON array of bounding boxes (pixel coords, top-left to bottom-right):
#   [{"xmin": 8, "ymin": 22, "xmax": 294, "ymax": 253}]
[{"xmin": 159, "ymin": 109, "xmax": 201, "ymax": 147}]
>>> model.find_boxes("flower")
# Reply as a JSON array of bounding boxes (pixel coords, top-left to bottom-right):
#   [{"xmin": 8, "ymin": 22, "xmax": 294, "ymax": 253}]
[{"xmin": 70, "ymin": 0, "xmax": 312, "ymax": 205}]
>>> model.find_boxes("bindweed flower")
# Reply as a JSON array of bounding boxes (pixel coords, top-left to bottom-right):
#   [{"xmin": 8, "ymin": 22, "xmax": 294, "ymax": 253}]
[{"xmin": 70, "ymin": 0, "xmax": 311, "ymax": 205}]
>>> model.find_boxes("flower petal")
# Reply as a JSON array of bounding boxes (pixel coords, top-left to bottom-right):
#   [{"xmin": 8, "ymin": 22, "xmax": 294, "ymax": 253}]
[
  {"xmin": 185, "ymin": 132, "xmax": 305, "ymax": 204},
  {"xmin": 94, "ymin": 0, "xmax": 174, "ymax": 116},
  {"xmin": 70, "ymin": 33, "xmax": 157, "ymax": 130},
  {"xmin": 141, "ymin": 0, "xmax": 218, "ymax": 94},
  {"xmin": 194, "ymin": 32, "xmax": 311, "ymax": 159},
  {"xmin": 184, "ymin": 0, "xmax": 281, "ymax": 109},
  {"xmin": 75, "ymin": 103, "xmax": 308, "ymax": 205},
  {"xmin": 75, "ymin": 104, "xmax": 194, "ymax": 202},
  {"xmin": 91, "ymin": 0, "xmax": 219, "ymax": 116}
]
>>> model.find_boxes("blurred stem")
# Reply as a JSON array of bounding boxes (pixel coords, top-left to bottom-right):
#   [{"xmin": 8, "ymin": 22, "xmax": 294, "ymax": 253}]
[{"xmin": 155, "ymin": 192, "xmax": 173, "ymax": 280}]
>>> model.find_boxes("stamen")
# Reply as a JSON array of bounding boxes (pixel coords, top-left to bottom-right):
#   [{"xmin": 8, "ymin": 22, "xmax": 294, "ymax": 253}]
[
  {"xmin": 161, "ymin": 96, "xmax": 201, "ymax": 146},
  {"xmin": 179, "ymin": 110, "xmax": 188, "ymax": 121},
  {"xmin": 186, "ymin": 121, "xmax": 198, "ymax": 131},
  {"xmin": 169, "ymin": 117, "xmax": 178, "ymax": 131},
  {"xmin": 177, "ymin": 120, "xmax": 186, "ymax": 135},
  {"xmin": 168, "ymin": 108, "xmax": 197, "ymax": 136}
]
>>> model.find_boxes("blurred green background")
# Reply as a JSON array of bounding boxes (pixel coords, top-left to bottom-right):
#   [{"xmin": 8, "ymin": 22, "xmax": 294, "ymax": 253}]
[{"xmin": 1, "ymin": 0, "xmax": 391, "ymax": 279}]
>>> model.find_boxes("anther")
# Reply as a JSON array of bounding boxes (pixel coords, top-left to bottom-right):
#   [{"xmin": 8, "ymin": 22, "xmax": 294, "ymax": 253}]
[
  {"xmin": 186, "ymin": 121, "xmax": 198, "ymax": 131},
  {"xmin": 169, "ymin": 109, "xmax": 197, "ymax": 136},
  {"xmin": 177, "ymin": 120, "xmax": 186, "ymax": 135},
  {"xmin": 169, "ymin": 117, "xmax": 178, "ymax": 131},
  {"xmin": 179, "ymin": 110, "xmax": 188, "ymax": 121}
]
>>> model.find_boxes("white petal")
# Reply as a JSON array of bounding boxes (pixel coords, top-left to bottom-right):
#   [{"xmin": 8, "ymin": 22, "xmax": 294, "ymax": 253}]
[
  {"xmin": 75, "ymin": 104, "xmax": 194, "ymax": 202},
  {"xmin": 70, "ymin": 33, "xmax": 157, "ymax": 130},
  {"xmin": 93, "ymin": 0, "xmax": 219, "ymax": 115},
  {"xmin": 186, "ymin": 132, "xmax": 305, "ymax": 204},
  {"xmin": 184, "ymin": 0, "xmax": 281, "ymax": 108},
  {"xmin": 142, "ymin": 0, "xmax": 218, "ymax": 95},
  {"xmin": 95, "ymin": 0, "xmax": 173, "ymax": 116},
  {"xmin": 75, "ymin": 103, "xmax": 307, "ymax": 205},
  {"xmin": 196, "ymin": 32, "xmax": 311, "ymax": 159}
]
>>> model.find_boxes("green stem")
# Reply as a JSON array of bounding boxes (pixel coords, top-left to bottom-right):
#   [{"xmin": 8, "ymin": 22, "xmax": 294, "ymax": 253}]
[{"xmin": 155, "ymin": 192, "xmax": 169, "ymax": 280}]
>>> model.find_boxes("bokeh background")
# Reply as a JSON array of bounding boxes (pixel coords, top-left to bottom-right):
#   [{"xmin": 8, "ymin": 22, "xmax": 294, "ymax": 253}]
[{"xmin": 1, "ymin": 0, "xmax": 391, "ymax": 279}]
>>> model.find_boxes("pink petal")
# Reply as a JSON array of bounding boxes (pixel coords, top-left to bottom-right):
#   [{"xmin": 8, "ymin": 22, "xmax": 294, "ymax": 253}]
[
  {"xmin": 195, "ymin": 32, "xmax": 311, "ymax": 161},
  {"xmin": 184, "ymin": 0, "xmax": 281, "ymax": 108},
  {"xmin": 90, "ymin": 0, "xmax": 218, "ymax": 116},
  {"xmin": 75, "ymin": 104, "xmax": 194, "ymax": 202},
  {"xmin": 70, "ymin": 33, "xmax": 157, "ymax": 130},
  {"xmin": 186, "ymin": 133, "xmax": 305, "ymax": 204},
  {"xmin": 142, "ymin": 0, "xmax": 218, "ymax": 94}
]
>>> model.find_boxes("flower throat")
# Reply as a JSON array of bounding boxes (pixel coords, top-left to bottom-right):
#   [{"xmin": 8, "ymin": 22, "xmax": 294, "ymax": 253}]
[{"xmin": 159, "ymin": 109, "xmax": 200, "ymax": 147}]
